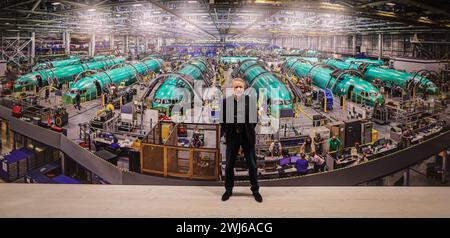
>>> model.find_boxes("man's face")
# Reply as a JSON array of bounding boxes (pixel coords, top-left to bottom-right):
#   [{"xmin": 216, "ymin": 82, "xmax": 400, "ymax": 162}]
[{"xmin": 232, "ymin": 80, "xmax": 245, "ymax": 99}]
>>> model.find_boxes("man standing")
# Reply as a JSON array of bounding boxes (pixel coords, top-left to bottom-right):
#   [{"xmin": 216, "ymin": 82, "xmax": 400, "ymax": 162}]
[
  {"xmin": 327, "ymin": 135, "xmax": 342, "ymax": 158},
  {"xmin": 75, "ymin": 91, "xmax": 81, "ymax": 111},
  {"xmin": 220, "ymin": 78, "xmax": 262, "ymax": 203},
  {"xmin": 313, "ymin": 133, "xmax": 324, "ymax": 155}
]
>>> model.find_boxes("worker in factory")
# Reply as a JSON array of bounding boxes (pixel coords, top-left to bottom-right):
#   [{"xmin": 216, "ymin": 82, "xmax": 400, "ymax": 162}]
[
  {"xmin": 35, "ymin": 74, "xmax": 43, "ymax": 91},
  {"xmin": 310, "ymin": 151, "xmax": 326, "ymax": 173},
  {"xmin": 295, "ymin": 154, "xmax": 309, "ymax": 176},
  {"xmin": 313, "ymin": 133, "xmax": 324, "ymax": 155},
  {"xmin": 379, "ymin": 82, "xmax": 385, "ymax": 96},
  {"xmin": 328, "ymin": 135, "xmax": 342, "ymax": 158},
  {"xmin": 300, "ymin": 136, "xmax": 313, "ymax": 155},
  {"xmin": 220, "ymin": 78, "xmax": 262, "ymax": 203},
  {"xmin": 74, "ymin": 91, "xmax": 81, "ymax": 111},
  {"xmin": 269, "ymin": 139, "xmax": 282, "ymax": 158},
  {"xmin": 401, "ymin": 129, "xmax": 413, "ymax": 148}
]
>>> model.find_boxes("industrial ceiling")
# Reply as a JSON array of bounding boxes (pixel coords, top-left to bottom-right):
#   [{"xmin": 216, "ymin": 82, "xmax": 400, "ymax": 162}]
[{"xmin": 0, "ymin": 0, "xmax": 449, "ymax": 41}]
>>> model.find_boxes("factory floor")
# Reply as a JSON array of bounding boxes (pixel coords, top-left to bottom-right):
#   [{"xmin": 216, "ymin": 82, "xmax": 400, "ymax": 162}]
[
  {"xmin": 1, "ymin": 68, "xmax": 448, "ymax": 186},
  {"xmin": 0, "ymin": 184, "xmax": 449, "ymax": 217}
]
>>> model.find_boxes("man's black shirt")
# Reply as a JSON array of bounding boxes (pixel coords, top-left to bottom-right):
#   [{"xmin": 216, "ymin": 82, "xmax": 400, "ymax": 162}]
[{"xmin": 220, "ymin": 95, "xmax": 257, "ymax": 146}]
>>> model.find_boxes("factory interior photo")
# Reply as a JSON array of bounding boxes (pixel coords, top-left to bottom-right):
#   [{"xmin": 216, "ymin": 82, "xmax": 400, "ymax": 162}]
[{"xmin": 0, "ymin": 0, "xmax": 450, "ymax": 219}]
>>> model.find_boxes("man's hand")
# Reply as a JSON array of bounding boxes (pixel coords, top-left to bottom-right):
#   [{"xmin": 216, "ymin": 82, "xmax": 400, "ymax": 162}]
[{"xmin": 220, "ymin": 133, "xmax": 226, "ymax": 144}]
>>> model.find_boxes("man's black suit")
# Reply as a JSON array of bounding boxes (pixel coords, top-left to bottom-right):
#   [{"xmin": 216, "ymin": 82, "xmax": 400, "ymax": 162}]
[{"xmin": 220, "ymin": 95, "xmax": 259, "ymax": 193}]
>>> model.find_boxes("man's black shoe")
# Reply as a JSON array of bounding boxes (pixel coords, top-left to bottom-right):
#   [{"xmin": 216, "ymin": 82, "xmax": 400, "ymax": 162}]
[
  {"xmin": 222, "ymin": 191, "xmax": 232, "ymax": 201},
  {"xmin": 253, "ymin": 192, "xmax": 263, "ymax": 203}
]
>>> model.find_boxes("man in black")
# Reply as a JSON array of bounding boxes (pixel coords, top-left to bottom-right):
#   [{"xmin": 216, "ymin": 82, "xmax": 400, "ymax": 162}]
[
  {"xmin": 75, "ymin": 91, "xmax": 81, "ymax": 111},
  {"xmin": 220, "ymin": 78, "xmax": 262, "ymax": 203},
  {"xmin": 45, "ymin": 87, "xmax": 50, "ymax": 101}
]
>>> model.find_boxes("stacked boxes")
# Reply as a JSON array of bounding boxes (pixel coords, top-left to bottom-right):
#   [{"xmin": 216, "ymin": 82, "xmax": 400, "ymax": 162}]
[
  {"xmin": 1, "ymin": 147, "xmax": 59, "ymax": 182},
  {"xmin": 0, "ymin": 149, "xmax": 34, "ymax": 182},
  {"xmin": 25, "ymin": 145, "xmax": 58, "ymax": 171}
]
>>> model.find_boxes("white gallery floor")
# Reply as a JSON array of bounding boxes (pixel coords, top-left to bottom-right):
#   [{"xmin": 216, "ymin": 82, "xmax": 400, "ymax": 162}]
[{"xmin": 1, "ymin": 184, "xmax": 450, "ymax": 218}]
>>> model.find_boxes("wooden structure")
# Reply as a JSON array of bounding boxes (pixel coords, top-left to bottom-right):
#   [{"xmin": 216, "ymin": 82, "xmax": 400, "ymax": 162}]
[{"xmin": 140, "ymin": 121, "xmax": 220, "ymax": 180}]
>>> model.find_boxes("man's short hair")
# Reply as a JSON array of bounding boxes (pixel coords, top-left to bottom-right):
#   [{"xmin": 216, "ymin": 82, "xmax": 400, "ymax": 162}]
[{"xmin": 232, "ymin": 78, "xmax": 246, "ymax": 85}]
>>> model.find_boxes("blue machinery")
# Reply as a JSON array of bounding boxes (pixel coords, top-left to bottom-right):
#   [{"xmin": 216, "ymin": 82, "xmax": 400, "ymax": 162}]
[{"xmin": 319, "ymin": 89, "xmax": 333, "ymax": 111}]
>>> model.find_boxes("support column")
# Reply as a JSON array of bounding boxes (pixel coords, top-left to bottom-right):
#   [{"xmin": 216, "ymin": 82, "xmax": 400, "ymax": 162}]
[
  {"xmin": 333, "ymin": 35, "xmax": 336, "ymax": 54},
  {"xmin": 352, "ymin": 34, "xmax": 356, "ymax": 55},
  {"xmin": 64, "ymin": 31, "xmax": 70, "ymax": 54},
  {"xmin": 144, "ymin": 37, "xmax": 148, "ymax": 53},
  {"xmin": 319, "ymin": 36, "xmax": 322, "ymax": 51},
  {"xmin": 403, "ymin": 168, "xmax": 410, "ymax": 186},
  {"xmin": 156, "ymin": 36, "xmax": 163, "ymax": 52},
  {"xmin": 307, "ymin": 36, "xmax": 310, "ymax": 49},
  {"xmin": 109, "ymin": 33, "xmax": 114, "ymax": 51},
  {"xmin": 61, "ymin": 153, "xmax": 66, "ymax": 175},
  {"xmin": 442, "ymin": 151, "xmax": 447, "ymax": 183},
  {"xmin": 89, "ymin": 33, "xmax": 95, "ymax": 57},
  {"xmin": 124, "ymin": 35, "xmax": 129, "ymax": 55},
  {"xmin": 13, "ymin": 132, "xmax": 16, "ymax": 150},
  {"xmin": 378, "ymin": 33, "xmax": 383, "ymax": 60},
  {"xmin": 135, "ymin": 35, "xmax": 139, "ymax": 54},
  {"xmin": 30, "ymin": 32, "xmax": 35, "ymax": 65}
]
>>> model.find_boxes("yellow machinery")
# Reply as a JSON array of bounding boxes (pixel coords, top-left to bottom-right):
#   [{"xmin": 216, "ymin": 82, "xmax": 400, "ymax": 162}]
[
  {"xmin": 97, "ymin": 104, "xmax": 115, "ymax": 115},
  {"xmin": 118, "ymin": 81, "xmax": 126, "ymax": 90},
  {"xmin": 372, "ymin": 129, "xmax": 379, "ymax": 143},
  {"xmin": 161, "ymin": 123, "xmax": 172, "ymax": 143},
  {"xmin": 218, "ymin": 65, "xmax": 225, "ymax": 85}
]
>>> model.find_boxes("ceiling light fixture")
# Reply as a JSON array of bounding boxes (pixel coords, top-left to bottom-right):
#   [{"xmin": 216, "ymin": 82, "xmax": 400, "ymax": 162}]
[
  {"xmin": 418, "ymin": 16, "xmax": 432, "ymax": 24},
  {"xmin": 52, "ymin": 2, "xmax": 61, "ymax": 5},
  {"xmin": 87, "ymin": 8, "xmax": 96, "ymax": 12},
  {"xmin": 132, "ymin": 3, "xmax": 142, "ymax": 7},
  {"xmin": 376, "ymin": 11, "xmax": 395, "ymax": 17},
  {"xmin": 320, "ymin": 2, "xmax": 345, "ymax": 10}
]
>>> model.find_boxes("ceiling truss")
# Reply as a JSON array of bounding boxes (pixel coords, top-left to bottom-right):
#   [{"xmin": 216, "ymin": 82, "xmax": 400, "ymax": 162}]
[{"xmin": 0, "ymin": 0, "xmax": 448, "ymax": 41}]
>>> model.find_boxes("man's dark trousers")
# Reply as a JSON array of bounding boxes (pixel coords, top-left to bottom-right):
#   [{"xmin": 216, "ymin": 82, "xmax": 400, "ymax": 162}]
[{"xmin": 225, "ymin": 132, "xmax": 259, "ymax": 193}]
